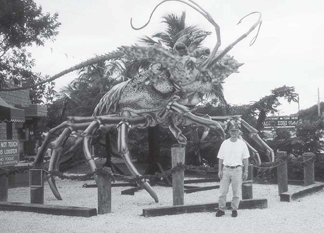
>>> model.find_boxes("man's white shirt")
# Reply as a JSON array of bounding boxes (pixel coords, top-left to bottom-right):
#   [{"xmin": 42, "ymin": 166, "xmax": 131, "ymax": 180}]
[{"xmin": 217, "ymin": 138, "xmax": 250, "ymax": 166}]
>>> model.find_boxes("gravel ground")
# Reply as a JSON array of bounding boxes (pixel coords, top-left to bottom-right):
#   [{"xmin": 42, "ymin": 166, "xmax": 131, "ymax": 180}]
[{"xmin": 1, "ymin": 177, "xmax": 324, "ymax": 233}]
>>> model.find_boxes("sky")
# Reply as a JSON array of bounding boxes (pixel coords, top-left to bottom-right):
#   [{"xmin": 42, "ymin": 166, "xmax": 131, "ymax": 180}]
[{"xmin": 30, "ymin": 0, "xmax": 324, "ymax": 116}]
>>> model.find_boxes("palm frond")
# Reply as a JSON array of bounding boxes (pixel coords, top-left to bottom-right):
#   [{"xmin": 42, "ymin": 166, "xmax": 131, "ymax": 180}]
[
  {"xmin": 138, "ymin": 36, "xmax": 160, "ymax": 46},
  {"xmin": 125, "ymin": 59, "xmax": 151, "ymax": 77},
  {"xmin": 162, "ymin": 12, "xmax": 186, "ymax": 35},
  {"xmin": 152, "ymin": 32, "xmax": 172, "ymax": 47},
  {"xmin": 204, "ymin": 83, "xmax": 228, "ymax": 107}
]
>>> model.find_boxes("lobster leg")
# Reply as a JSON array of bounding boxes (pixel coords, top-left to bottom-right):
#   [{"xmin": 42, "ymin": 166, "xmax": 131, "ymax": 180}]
[
  {"xmin": 83, "ymin": 120, "xmax": 101, "ymax": 173},
  {"xmin": 53, "ymin": 115, "xmax": 158, "ymax": 202},
  {"xmin": 168, "ymin": 121, "xmax": 187, "ymax": 145},
  {"xmin": 47, "ymin": 128, "xmax": 72, "ymax": 200},
  {"xmin": 117, "ymin": 120, "xmax": 159, "ymax": 203},
  {"xmin": 241, "ymin": 119, "xmax": 274, "ymax": 162},
  {"xmin": 33, "ymin": 120, "xmax": 94, "ymax": 200},
  {"xmin": 34, "ymin": 121, "xmax": 92, "ymax": 167},
  {"xmin": 169, "ymin": 102, "xmax": 225, "ymax": 138},
  {"xmin": 239, "ymin": 136, "xmax": 261, "ymax": 165}
]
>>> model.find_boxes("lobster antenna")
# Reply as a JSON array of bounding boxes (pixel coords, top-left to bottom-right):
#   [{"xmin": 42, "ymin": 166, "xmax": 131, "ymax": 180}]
[
  {"xmin": 130, "ymin": 0, "xmax": 219, "ymax": 35},
  {"xmin": 130, "ymin": 0, "xmax": 221, "ymax": 68},
  {"xmin": 206, "ymin": 11, "xmax": 262, "ymax": 69},
  {"xmin": 237, "ymin": 11, "xmax": 262, "ymax": 46}
]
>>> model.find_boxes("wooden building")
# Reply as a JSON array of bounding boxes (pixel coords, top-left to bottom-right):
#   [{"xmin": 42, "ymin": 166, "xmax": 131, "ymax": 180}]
[{"xmin": 0, "ymin": 82, "xmax": 47, "ymax": 161}]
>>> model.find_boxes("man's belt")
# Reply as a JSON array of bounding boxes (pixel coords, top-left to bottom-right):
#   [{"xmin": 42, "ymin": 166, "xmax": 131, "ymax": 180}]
[{"xmin": 224, "ymin": 165, "xmax": 242, "ymax": 169}]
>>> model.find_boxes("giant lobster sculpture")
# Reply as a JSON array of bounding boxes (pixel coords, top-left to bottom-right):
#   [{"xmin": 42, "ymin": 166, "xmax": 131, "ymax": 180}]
[{"xmin": 34, "ymin": 0, "xmax": 274, "ymax": 203}]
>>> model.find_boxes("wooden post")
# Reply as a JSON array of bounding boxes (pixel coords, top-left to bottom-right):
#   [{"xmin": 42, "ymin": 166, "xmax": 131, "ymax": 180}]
[
  {"xmin": 171, "ymin": 146, "xmax": 185, "ymax": 206},
  {"xmin": 97, "ymin": 167, "xmax": 112, "ymax": 214},
  {"xmin": 277, "ymin": 151, "xmax": 288, "ymax": 194},
  {"xmin": 30, "ymin": 169, "xmax": 44, "ymax": 204},
  {"xmin": 303, "ymin": 152, "xmax": 315, "ymax": 186},
  {"xmin": 242, "ymin": 164, "xmax": 253, "ymax": 199},
  {"xmin": 0, "ymin": 171, "xmax": 8, "ymax": 202}
]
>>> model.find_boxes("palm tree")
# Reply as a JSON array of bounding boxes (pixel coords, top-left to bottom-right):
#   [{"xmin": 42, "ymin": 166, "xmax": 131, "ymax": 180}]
[
  {"xmin": 140, "ymin": 12, "xmax": 191, "ymax": 47},
  {"xmin": 140, "ymin": 12, "xmax": 228, "ymax": 107}
]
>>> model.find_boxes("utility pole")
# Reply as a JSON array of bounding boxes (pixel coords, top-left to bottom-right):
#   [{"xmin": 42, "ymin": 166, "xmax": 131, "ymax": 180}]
[
  {"xmin": 318, "ymin": 88, "xmax": 321, "ymax": 117},
  {"xmin": 297, "ymin": 94, "xmax": 300, "ymax": 113}
]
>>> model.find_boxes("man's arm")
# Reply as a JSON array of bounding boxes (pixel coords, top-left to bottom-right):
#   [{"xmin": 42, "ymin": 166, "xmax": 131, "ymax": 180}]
[
  {"xmin": 242, "ymin": 141, "xmax": 250, "ymax": 177},
  {"xmin": 217, "ymin": 142, "xmax": 225, "ymax": 179},
  {"xmin": 218, "ymin": 158, "xmax": 224, "ymax": 179},
  {"xmin": 243, "ymin": 158, "xmax": 249, "ymax": 172},
  {"xmin": 242, "ymin": 158, "xmax": 249, "ymax": 180},
  {"xmin": 218, "ymin": 158, "xmax": 223, "ymax": 172}
]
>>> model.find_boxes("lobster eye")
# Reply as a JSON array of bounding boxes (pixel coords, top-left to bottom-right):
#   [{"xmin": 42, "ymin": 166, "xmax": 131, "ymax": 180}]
[
  {"xmin": 175, "ymin": 43, "xmax": 186, "ymax": 50},
  {"xmin": 174, "ymin": 42, "xmax": 188, "ymax": 56}
]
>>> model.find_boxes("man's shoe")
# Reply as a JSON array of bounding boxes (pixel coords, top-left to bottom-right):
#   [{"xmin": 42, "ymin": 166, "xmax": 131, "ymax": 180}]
[
  {"xmin": 215, "ymin": 210, "xmax": 225, "ymax": 217},
  {"xmin": 231, "ymin": 210, "xmax": 238, "ymax": 217}
]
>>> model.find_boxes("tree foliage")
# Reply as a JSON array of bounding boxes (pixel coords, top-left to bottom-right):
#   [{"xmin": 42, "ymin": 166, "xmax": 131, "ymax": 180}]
[
  {"xmin": 238, "ymin": 86, "xmax": 298, "ymax": 130},
  {"xmin": 28, "ymin": 75, "xmax": 56, "ymax": 104},
  {"xmin": 298, "ymin": 102, "xmax": 324, "ymax": 122},
  {"xmin": 0, "ymin": 0, "xmax": 60, "ymax": 102},
  {"xmin": 141, "ymin": 12, "xmax": 196, "ymax": 48},
  {"xmin": 267, "ymin": 101, "xmax": 324, "ymax": 156}
]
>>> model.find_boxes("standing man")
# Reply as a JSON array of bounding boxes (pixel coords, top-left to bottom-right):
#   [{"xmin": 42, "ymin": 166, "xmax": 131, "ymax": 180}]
[{"xmin": 215, "ymin": 121, "xmax": 250, "ymax": 218}]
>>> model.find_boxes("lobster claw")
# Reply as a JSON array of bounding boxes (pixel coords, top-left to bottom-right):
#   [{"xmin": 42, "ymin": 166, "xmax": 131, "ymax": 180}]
[
  {"xmin": 47, "ymin": 174, "xmax": 62, "ymax": 200},
  {"xmin": 117, "ymin": 120, "xmax": 159, "ymax": 203}
]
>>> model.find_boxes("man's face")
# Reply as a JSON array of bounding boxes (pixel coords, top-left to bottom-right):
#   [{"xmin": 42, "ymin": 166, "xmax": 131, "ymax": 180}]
[{"xmin": 229, "ymin": 129, "xmax": 240, "ymax": 138}]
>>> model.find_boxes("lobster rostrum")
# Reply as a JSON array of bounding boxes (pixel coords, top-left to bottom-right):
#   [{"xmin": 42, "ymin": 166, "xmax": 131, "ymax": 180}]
[{"xmin": 34, "ymin": 0, "xmax": 271, "ymax": 203}]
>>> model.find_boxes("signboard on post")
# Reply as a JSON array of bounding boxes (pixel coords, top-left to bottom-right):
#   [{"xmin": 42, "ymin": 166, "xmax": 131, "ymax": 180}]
[
  {"xmin": 0, "ymin": 140, "xmax": 19, "ymax": 167},
  {"xmin": 263, "ymin": 116, "xmax": 299, "ymax": 129}
]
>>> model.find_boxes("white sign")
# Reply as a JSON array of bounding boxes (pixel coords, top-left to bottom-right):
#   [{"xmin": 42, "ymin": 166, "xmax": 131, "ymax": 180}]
[{"xmin": 0, "ymin": 140, "xmax": 19, "ymax": 167}]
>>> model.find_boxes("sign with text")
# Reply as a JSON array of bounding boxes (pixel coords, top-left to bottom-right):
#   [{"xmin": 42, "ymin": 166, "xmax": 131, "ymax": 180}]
[
  {"xmin": 264, "ymin": 116, "xmax": 299, "ymax": 129},
  {"xmin": 0, "ymin": 140, "xmax": 19, "ymax": 167}
]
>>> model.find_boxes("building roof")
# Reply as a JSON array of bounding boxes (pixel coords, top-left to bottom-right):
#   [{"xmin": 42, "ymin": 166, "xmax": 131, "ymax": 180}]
[{"xmin": 0, "ymin": 96, "xmax": 25, "ymax": 122}]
